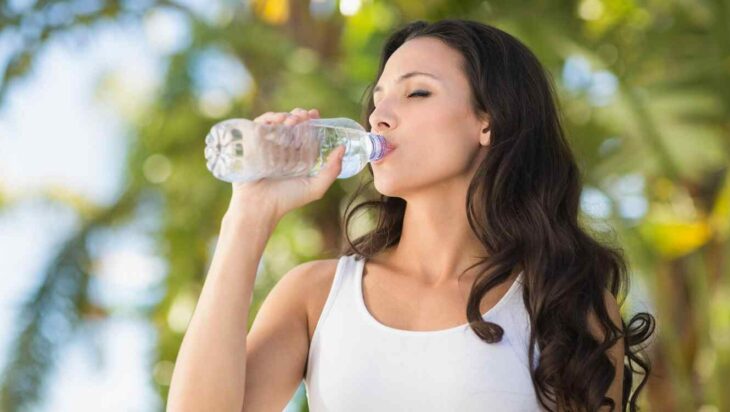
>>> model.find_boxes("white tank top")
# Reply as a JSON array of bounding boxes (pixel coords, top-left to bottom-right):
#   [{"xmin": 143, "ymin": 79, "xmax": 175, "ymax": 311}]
[{"xmin": 304, "ymin": 254, "xmax": 544, "ymax": 411}]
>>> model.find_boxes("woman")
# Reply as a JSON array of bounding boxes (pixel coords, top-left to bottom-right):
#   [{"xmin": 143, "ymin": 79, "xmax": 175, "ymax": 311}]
[{"xmin": 168, "ymin": 19, "xmax": 655, "ymax": 412}]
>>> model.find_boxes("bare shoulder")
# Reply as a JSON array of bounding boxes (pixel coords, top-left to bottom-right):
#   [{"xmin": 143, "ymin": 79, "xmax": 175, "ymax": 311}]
[
  {"xmin": 288, "ymin": 258, "xmax": 341, "ymax": 342},
  {"xmin": 587, "ymin": 290, "xmax": 625, "ymax": 411},
  {"xmin": 278, "ymin": 258, "xmax": 338, "ymax": 290},
  {"xmin": 288, "ymin": 258, "xmax": 339, "ymax": 298},
  {"xmin": 587, "ymin": 290, "xmax": 623, "ymax": 338},
  {"xmin": 242, "ymin": 258, "xmax": 340, "ymax": 410},
  {"xmin": 259, "ymin": 258, "xmax": 339, "ymax": 329}
]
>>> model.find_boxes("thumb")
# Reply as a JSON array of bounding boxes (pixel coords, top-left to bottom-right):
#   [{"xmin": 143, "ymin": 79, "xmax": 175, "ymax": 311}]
[
  {"xmin": 310, "ymin": 145, "xmax": 346, "ymax": 195},
  {"xmin": 325, "ymin": 144, "xmax": 346, "ymax": 177}
]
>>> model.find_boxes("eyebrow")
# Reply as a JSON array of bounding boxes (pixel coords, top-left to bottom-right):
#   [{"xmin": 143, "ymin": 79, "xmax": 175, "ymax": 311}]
[{"xmin": 373, "ymin": 71, "xmax": 440, "ymax": 94}]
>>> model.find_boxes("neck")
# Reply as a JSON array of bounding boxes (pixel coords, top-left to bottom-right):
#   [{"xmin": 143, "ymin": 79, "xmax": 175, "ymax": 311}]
[{"xmin": 387, "ymin": 197, "xmax": 488, "ymax": 287}]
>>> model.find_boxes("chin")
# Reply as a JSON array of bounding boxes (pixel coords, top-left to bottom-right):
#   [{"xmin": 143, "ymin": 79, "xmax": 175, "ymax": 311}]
[
  {"xmin": 373, "ymin": 175, "xmax": 402, "ymax": 198},
  {"xmin": 373, "ymin": 183, "xmax": 396, "ymax": 197}
]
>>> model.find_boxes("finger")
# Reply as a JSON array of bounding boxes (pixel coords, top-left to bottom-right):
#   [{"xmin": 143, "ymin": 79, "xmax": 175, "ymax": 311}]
[
  {"xmin": 253, "ymin": 111, "xmax": 274, "ymax": 123},
  {"xmin": 325, "ymin": 145, "xmax": 346, "ymax": 175},
  {"xmin": 254, "ymin": 112, "xmax": 288, "ymax": 125},
  {"xmin": 308, "ymin": 108, "xmax": 320, "ymax": 118},
  {"xmin": 328, "ymin": 145, "xmax": 346, "ymax": 176},
  {"xmin": 261, "ymin": 112, "xmax": 287, "ymax": 125},
  {"xmin": 290, "ymin": 108, "xmax": 310, "ymax": 122},
  {"xmin": 285, "ymin": 108, "xmax": 315, "ymax": 126},
  {"xmin": 309, "ymin": 145, "xmax": 345, "ymax": 198},
  {"xmin": 283, "ymin": 113, "xmax": 302, "ymax": 126}
]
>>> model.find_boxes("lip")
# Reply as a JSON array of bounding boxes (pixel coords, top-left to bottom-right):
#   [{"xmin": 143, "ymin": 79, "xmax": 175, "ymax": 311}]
[
  {"xmin": 372, "ymin": 145, "xmax": 396, "ymax": 164},
  {"xmin": 369, "ymin": 133, "xmax": 397, "ymax": 164},
  {"xmin": 383, "ymin": 139, "xmax": 397, "ymax": 151}
]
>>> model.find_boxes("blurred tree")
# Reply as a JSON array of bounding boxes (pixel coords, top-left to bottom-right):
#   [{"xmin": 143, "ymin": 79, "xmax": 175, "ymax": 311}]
[{"xmin": 0, "ymin": 0, "xmax": 727, "ymax": 411}]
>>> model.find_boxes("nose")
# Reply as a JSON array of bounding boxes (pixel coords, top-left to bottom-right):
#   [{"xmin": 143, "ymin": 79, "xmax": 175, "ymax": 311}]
[{"xmin": 368, "ymin": 103, "xmax": 397, "ymax": 134}]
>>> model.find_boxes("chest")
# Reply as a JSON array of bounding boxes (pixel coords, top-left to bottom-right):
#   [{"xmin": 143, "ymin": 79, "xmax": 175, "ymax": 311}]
[
  {"xmin": 304, "ymin": 257, "xmax": 542, "ymax": 411},
  {"xmin": 306, "ymin": 262, "xmax": 515, "ymax": 342},
  {"xmin": 306, "ymin": 312, "xmax": 540, "ymax": 411},
  {"xmin": 361, "ymin": 272, "xmax": 469, "ymax": 331}
]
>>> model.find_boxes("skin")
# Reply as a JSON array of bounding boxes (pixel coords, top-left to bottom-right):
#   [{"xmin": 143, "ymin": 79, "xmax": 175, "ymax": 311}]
[
  {"xmin": 366, "ymin": 36, "xmax": 624, "ymax": 409},
  {"xmin": 211, "ymin": 37, "xmax": 623, "ymax": 411},
  {"xmin": 369, "ymin": 36, "xmax": 493, "ymax": 287}
]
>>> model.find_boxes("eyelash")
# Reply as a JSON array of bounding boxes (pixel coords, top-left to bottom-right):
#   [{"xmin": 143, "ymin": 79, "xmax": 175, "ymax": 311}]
[
  {"xmin": 408, "ymin": 90, "xmax": 431, "ymax": 98},
  {"xmin": 373, "ymin": 90, "xmax": 431, "ymax": 108}
]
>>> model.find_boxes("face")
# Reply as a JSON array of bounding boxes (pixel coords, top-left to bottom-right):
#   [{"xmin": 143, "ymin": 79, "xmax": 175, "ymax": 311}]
[{"xmin": 369, "ymin": 36, "xmax": 490, "ymax": 198}]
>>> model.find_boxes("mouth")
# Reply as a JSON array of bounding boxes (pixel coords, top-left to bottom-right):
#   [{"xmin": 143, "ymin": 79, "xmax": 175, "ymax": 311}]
[
  {"xmin": 383, "ymin": 139, "xmax": 397, "ymax": 153},
  {"xmin": 372, "ymin": 143, "xmax": 396, "ymax": 164}
]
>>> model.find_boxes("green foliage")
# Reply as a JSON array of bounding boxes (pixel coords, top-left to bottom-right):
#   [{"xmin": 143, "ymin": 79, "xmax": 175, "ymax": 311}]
[{"xmin": 0, "ymin": 0, "xmax": 728, "ymax": 411}]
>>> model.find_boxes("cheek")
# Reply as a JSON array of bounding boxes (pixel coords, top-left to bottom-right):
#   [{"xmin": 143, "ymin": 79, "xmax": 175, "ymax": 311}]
[
  {"xmin": 418, "ymin": 141, "xmax": 476, "ymax": 174},
  {"xmin": 370, "ymin": 102, "xmax": 482, "ymax": 194},
  {"xmin": 410, "ymin": 111, "xmax": 480, "ymax": 167},
  {"xmin": 417, "ymin": 98, "xmax": 479, "ymax": 142},
  {"xmin": 372, "ymin": 138, "xmax": 478, "ymax": 193}
]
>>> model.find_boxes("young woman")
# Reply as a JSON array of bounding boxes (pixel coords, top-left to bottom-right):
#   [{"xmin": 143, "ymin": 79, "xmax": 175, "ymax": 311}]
[{"xmin": 168, "ymin": 19, "xmax": 655, "ymax": 412}]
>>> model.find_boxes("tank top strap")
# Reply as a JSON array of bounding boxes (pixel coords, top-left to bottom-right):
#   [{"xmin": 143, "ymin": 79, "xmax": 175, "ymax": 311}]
[
  {"xmin": 309, "ymin": 254, "xmax": 361, "ymax": 349},
  {"xmin": 304, "ymin": 254, "xmax": 546, "ymax": 411}
]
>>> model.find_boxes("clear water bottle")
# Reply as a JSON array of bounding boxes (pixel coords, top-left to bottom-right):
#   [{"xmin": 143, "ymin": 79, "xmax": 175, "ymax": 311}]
[{"xmin": 204, "ymin": 117, "xmax": 393, "ymax": 183}]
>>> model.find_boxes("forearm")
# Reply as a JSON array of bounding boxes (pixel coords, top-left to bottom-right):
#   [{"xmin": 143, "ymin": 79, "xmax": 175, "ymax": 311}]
[{"xmin": 167, "ymin": 210, "xmax": 278, "ymax": 411}]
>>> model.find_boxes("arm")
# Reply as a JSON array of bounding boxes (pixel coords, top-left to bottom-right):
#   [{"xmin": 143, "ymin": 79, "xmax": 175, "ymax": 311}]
[
  {"xmin": 589, "ymin": 290, "xmax": 625, "ymax": 411},
  {"xmin": 241, "ymin": 259, "xmax": 337, "ymax": 411},
  {"xmin": 166, "ymin": 210, "xmax": 278, "ymax": 411},
  {"xmin": 167, "ymin": 107, "xmax": 343, "ymax": 411}
]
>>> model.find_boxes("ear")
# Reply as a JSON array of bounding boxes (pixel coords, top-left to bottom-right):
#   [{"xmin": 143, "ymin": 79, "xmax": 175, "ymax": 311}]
[{"xmin": 479, "ymin": 116, "xmax": 491, "ymax": 147}]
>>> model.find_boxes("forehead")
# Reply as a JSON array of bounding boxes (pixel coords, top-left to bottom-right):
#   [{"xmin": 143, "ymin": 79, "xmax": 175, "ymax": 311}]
[{"xmin": 380, "ymin": 37, "xmax": 463, "ymax": 79}]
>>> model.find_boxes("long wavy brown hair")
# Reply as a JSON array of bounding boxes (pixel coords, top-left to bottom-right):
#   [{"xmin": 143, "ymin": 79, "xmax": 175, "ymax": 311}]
[{"xmin": 339, "ymin": 19, "xmax": 656, "ymax": 412}]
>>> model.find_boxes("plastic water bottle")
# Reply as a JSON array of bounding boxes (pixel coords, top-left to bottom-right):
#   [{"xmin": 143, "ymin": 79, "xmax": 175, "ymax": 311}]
[{"xmin": 204, "ymin": 117, "xmax": 393, "ymax": 183}]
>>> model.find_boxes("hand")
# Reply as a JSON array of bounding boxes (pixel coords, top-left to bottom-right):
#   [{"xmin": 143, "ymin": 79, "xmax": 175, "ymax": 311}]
[{"xmin": 226, "ymin": 108, "xmax": 346, "ymax": 221}]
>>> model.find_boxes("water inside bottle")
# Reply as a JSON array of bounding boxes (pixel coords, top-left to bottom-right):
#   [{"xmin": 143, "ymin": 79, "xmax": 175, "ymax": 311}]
[
  {"xmin": 205, "ymin": 118, "xmax": 384, "ymax": 182},
  {"xmin": 307, "ymin": 125, "xmax": 372, "ymax": 179}
]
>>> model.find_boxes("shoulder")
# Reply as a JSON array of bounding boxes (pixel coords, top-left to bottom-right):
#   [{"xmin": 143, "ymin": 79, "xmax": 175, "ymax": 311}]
[
  {"xmin": 587, "ymin": 290, "xmax": 625, "ymax": 410},
  {"xmin": 587, "ymin": 290, "xmax": 623, "ymax": 339},
  {"xmin": 603, "ymin": 290, "xmax": 622, "ymax": 326},
  {"xmin": 285, "ymin": 258, "xmax": 341, "ymax": 339},
  {"xmin": 286, "ymin": 258, "xmax": 340, "ymax": 279},
  {"xmin": 292, "ymin": 258, "xmax": 341, "ymax": 289},
  {"xmin": 267, "ymin": 259, "xmax": 339, "ymax": 317},
  {"xmin": 280, "ymin": 258, "xmax": 340, "ymax": 303}
]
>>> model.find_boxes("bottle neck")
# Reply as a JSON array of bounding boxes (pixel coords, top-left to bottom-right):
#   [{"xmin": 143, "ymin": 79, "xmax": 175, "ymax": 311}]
[{"xmin": 367, "ymin": 133, "xmax": 386, "ymax": 161}]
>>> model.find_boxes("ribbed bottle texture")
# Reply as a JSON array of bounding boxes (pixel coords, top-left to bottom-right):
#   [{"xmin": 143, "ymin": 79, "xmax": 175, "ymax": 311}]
[{"xmin": 204, "ymin": 117, "xmax": 390, "ymax": 183}]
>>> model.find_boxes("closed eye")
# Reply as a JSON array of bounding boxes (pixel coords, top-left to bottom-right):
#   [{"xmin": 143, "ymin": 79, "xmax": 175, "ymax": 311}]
[
  {"xmin": 408, "ymin": 90, "xmax": 431, "ymax": 98},
  {"xmin": 372, "ymin": 90, "xmax": 431, "ymax": 108}
]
